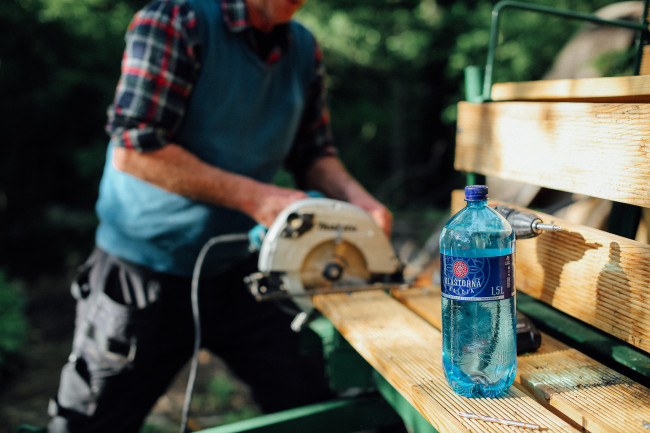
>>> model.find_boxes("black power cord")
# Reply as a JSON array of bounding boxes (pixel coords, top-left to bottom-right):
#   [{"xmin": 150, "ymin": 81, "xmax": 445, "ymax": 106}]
[{"xmin": 179, "ymin": 233, "xmax": 250, "ymax": 433}]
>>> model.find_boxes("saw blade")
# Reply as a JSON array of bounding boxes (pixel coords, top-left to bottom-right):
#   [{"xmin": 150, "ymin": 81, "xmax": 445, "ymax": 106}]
[{"xmin": 299, "ymin": 240, "xmax": 370, "ymax": 291}]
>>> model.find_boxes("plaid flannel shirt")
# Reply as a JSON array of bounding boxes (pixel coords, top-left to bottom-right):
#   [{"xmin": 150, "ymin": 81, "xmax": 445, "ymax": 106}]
[{"xmin": 106, "ymin": 0, "xmax": 335, "ymax": 175}]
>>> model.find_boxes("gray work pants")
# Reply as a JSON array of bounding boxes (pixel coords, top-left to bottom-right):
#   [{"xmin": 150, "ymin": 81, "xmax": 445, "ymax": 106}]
[{"xmin": 48, "ymin": 248, "xmax": 331, "ymax": 433}]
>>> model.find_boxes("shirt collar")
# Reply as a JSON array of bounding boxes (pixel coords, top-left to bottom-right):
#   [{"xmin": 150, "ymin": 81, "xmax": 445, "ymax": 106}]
[
  {"xmin": 221, "ymin": 0, "xmax": 292, "ymax": 34},
  {"xmin": 221, "ymin": 0, "xmax": 293, "ymax": 64},
  {"xmin": 221, "ymin": 0, "xmax": 250, "ymax": 32}
]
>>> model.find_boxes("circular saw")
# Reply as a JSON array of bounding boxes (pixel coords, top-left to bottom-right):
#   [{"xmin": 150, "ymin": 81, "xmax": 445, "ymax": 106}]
[{"xmin": 245, "ymin": 198, "xmax": 404, "ymax": 314}]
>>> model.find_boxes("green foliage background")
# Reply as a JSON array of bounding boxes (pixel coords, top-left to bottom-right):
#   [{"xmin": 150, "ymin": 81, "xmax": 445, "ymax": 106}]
[
  {"xmin": 0, "ymin": 270, "xmax": 27, "ymax": 376},
  {"xmin": 0, "ymin": 0, "xmax": 632, "ymax": 278}
]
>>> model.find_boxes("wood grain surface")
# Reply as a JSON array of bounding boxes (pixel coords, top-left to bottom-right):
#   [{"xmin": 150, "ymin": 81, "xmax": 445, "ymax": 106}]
[
  {"xmin": 313, "ymin": 291, "xmax": 579, "ymax": 433},
  {"xmin": 455, "ymin": 101, "xmax": 650, "ymax": 208},
  {"xmin": 392, "ymin": 287, "xmax": 650, "ymax": 433},
  {"xmin": 491, "ymin": 75, "xmax": 650, "ymax": 102}
]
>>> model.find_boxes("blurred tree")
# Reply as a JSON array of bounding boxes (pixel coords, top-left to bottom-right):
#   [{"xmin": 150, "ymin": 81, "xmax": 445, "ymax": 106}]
[
  {"xmin": 297, "ymin": 0, "xmax": 452, "ymax": 207},
  {"xmin": 298, "ymin": 0, "xmax": 619, "ymax": 209},
  {"xmin": 0, "ymin": 0, "xmax": 142, "ymax": 275},
  {"xmin": 0, "ymin": 270, "xmax": 27, "ymax": 377}
]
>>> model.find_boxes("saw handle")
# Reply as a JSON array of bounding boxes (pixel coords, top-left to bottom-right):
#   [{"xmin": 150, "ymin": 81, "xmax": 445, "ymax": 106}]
[
  {"xmin": 248, "ymin": 225, "xmax": 268, "ymax": 251},
  {"xmin": 248, "ymin": 190, "xmax": 325, "ymax": 251}
]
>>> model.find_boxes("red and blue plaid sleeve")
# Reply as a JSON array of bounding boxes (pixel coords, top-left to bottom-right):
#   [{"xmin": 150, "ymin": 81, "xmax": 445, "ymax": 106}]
[{"xmin": 106, "ymin": 0, "xmax": 200, "ymax": 151}]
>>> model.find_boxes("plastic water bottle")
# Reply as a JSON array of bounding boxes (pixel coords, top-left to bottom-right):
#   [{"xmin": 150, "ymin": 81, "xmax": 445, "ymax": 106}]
[{"xmin": 439, "ymin": 185, "xmax": 516, "ymax": 397}]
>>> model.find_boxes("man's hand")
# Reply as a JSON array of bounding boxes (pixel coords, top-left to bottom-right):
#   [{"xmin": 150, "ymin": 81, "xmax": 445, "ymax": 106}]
[
  {"xmin": 349, "ymin": 195, "xmax": 393, "ymax": 238},
  {"xmin": 246, "ymin": 184, "xmax": 309, "ymax": 228}
]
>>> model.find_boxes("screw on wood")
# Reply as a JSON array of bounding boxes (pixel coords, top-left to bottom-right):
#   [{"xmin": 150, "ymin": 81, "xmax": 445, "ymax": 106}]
[{"xmin": 458, "ymin": 411, "xmax": 542, "ymax": 430}]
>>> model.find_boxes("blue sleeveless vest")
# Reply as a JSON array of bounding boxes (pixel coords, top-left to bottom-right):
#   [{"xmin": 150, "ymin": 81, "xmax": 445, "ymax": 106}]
[{"xmin": 95, "ymin": 0, "xmax": 316, "ymax": 276}]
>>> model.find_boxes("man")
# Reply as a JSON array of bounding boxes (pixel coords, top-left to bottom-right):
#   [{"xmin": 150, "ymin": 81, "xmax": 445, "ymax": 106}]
[{"xmin": 48, "ymin": 0, "xmax": 392, "ymax": 431}]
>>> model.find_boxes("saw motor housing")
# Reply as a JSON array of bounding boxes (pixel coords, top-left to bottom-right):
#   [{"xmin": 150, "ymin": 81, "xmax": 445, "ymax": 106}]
[{"xmin": 246, "ymin": 198, "xmax": 403, "ymax": 311}]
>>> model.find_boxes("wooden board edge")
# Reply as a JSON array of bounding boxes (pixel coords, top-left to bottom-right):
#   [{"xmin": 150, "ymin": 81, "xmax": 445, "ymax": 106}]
[{"xmin": 492, "ymin": 75, "xmax": 650, "ymax": 101}]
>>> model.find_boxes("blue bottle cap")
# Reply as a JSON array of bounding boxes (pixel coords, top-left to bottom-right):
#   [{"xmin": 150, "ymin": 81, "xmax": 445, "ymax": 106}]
[{"xmin": 465, "ymin": 185, "xmax": 488, "ymax": 201}]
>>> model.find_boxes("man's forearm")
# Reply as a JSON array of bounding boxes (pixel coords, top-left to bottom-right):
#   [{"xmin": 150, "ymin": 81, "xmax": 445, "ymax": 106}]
[
  {"xmin": 111, "ymin": 144, "xmax": 307, "ymax": 227},
  {"xmin": 303, "ymin": 156, "xmax": 393, "ymax": 236},
  {"xmin": 301, "ymin": 156, "xmax": 366, "ymax": 201},
  {"xmin": 111, "ymin": 145, "xmax": 390, "ymax": 233}
]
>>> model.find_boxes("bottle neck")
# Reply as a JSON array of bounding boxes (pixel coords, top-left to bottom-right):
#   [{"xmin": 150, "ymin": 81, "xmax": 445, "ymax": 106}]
[{"xmin": 466, "ymin": 199, "xmax": 487, "ymax": 208}]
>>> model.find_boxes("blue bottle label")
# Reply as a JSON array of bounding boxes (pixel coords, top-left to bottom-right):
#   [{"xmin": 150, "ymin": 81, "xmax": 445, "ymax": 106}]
[{"xmin": 440, "ymin": 253, "xmax": 514, "ymax": 301}]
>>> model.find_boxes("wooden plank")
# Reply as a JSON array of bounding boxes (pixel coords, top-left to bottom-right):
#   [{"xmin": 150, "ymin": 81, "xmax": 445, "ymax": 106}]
[
  {"xmin": 313, "ymin": 291, "xmax": 579, "ymax": 433},
  {"xmin": 448, "ymin": 193, "xmax": 650, "ymax": 354},
  {"xmin": 455, "ymin": 101, "xmax": 650, "ymax": 208},
  {"xmin": 511, "ymin": 207, "xmax": 650, "ymax": 352},
  {"xmin": 389, "ymin": 287, "xmax": 566, "ymax": 356},
  {"xmin": 491, "ymin": 75, "xmax": 650, "ymax": 102},
  {"xmin": 392, "ymin": 287, "xmax": 650, "ymax": 433}
]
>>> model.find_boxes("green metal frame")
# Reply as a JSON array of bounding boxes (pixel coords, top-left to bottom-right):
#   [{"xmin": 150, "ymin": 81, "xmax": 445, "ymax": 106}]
[
  {"xmin": 198, "ymin": 376, "xmax": 441, "ymax": 433},
  {"xmin": 481, "ymin": 0, "xmax": 650, "ymax": 102},
  {"xmin": 198, "ymin": 394, "xmax": 403, "ymax": 433},
  {"xmin": 463, "ymin": 1, "xmax": 650, "ymax": 103},
  {"xmin": 374, "ymin": 373, "xmax": 439, "ymax": 433},
  {"xmin": 308, "ymin": 316, "xmax": 376, "ymax": 394}
]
